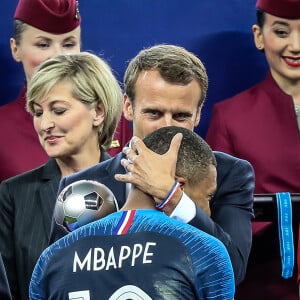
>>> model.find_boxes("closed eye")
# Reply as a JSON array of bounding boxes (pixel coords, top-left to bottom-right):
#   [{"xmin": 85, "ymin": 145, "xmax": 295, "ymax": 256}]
[
  {"xmin": 33, "ymin": 110, "xmax": 43, "ymax": 117},
  {"xmin": 36, "ymin": 41, "xmax": 50, "ymax": 49},
  {"xmin": 53, "ymin": 108, "xmax": 67, "ymax": 115},
  {"xmin": 274, "ymin": 29, "xmax": 289, "ymax": 38}
]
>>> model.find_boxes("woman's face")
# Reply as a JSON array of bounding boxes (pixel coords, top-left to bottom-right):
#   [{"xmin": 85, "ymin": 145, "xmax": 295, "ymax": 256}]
[
  {"xmin": 253, "ymin": 13, "xmax": 300, "ymax": 85},
  {"xmin": 10, "ymin": 25, "xmax": 81, "ymax": 82},
  {"xmin": 32, "ymin": 80, "xmax": 104, "ymax": 159}
]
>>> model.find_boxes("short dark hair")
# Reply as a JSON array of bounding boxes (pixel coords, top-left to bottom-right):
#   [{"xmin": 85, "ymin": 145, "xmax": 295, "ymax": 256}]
[
  {"xmin": 13, "ymin": 20, "xmax": 27, "ymax": 45},
  {"xmin": 143, "ymin": 126, "xmax": 216, "ymax": 185},
  {"xmin": 256, "ymin": 9, "xmax": 266, "ymax": 28},
  {"xmin": 124, "ymin": 44, "xmax": 208, "ymax": 108}
]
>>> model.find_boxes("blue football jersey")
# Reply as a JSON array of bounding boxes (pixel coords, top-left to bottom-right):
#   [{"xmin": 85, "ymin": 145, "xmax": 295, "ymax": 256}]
[{"xmin": 30, "ymin": 210, "xmax": 234, "ymax": 299}]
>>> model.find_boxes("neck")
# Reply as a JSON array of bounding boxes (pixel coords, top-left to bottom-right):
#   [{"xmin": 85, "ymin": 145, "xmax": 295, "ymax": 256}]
[
  {"xmin": 121, "ymin": 188, "xmax": 156, "ymax": 211},
  {"xmin": 271, "ymin": 70, "xmax": 300, "ymax": 105},
  {"xmin": 56, "ymin": 147, "xmax": 101, "ymax": 178}
]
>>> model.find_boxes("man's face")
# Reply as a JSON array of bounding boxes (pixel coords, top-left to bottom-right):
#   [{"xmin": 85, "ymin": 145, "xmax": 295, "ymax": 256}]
[
  {"xmin": 182, "ymin": 165, "xmax": 217, "ymax": 217},
  {"xmin": 124, "ymin": 70, "xmax": 202, "ymax": 139}
]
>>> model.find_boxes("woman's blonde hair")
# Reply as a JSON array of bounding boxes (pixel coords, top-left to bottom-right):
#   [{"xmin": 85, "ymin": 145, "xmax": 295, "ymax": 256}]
[{"xmin": 26, "ymin": 51, "xmax": 123, "ymax": 150}]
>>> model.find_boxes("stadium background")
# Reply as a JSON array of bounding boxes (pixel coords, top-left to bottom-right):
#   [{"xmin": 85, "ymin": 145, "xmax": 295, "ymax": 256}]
[{"xmin": 0, "ymin": 0, "xmax": 268, "ymax": 137}]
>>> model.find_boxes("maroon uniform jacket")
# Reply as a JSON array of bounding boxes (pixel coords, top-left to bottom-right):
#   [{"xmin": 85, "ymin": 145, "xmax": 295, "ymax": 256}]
[
  {"xmin": 0, "ymin": 86, "xmax": 48, "ymax": 182},
  {"xmin": 108, "ymin": 113, "xmax": 132, "ymax": 157},
  {"xmin": 206, "ymin": 72, "xmax": 300, "ymax": 194},
  {"xmin": 207, "ymin": 72, "xmax": 300, "ymax": 299}
]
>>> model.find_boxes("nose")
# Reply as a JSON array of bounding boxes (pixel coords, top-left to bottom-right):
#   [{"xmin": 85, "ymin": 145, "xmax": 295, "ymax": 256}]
[
  {"xmin": 289, "ymin": 33, "xmax": 300, "ymax": 52},
  {"xmin": 48, "ymin": 45, "xmax": 68, "ymax": 59},
  {"xmin": 49, "ymin": 46, "xmax": 61, "ymax": 59},
  {"xmin": 40, "ymin": 113, "xmax": 55, "ymax": 133},
  {"xmin": 161, "ymin": 115, "xmax": 174, "ymax": 127}
]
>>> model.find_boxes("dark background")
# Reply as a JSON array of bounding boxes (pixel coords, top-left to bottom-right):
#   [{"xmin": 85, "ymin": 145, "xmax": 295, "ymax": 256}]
[{"xmin": 0, "ymin": 0, "xmax": 268, "ymax": 137}]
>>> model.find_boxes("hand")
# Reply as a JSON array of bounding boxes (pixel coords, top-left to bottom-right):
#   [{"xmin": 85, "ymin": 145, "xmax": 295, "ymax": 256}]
[{"xmin": 115, "ymin": 133, "xmax": 183, "ymax": 204}]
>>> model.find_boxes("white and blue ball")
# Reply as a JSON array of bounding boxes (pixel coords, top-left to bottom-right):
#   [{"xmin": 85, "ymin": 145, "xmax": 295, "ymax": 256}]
[{"xmin": 54, "ymin": 180, "xmax": 118, "ymax": 232}]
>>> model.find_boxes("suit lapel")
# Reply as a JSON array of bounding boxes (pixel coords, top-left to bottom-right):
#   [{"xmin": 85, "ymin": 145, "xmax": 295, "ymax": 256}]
[
  {"xmin": 37, "ymin": 159, "xmax": 61, "ymax": 241},
  {"xmin": 102, "ymin": 153, "xmax": 128, "ymax": 207}
]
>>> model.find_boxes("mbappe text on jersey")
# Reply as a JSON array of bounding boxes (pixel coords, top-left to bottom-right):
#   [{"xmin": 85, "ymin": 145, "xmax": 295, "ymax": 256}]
[{"xmin": 73, "ymin": 242, "xmax": 157, "ymax": 272}]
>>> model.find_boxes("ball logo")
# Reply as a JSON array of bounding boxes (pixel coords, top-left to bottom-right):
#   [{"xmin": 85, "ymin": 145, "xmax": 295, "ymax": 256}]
[{"xmin": 54, "ymin": 180, "xmax": 118, "ymax": 232}]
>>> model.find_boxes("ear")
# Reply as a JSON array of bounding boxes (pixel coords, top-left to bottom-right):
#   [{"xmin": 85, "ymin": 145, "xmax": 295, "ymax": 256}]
[
  {"xmin": 252, "ymin": 24, "xmax": 264, "ymax": 51},
  {"xmin": 123, "ymin": 94, "xmax": 134, "ymax": 121},
  {"xmin": 175, "ymin": 176, "xmax": 186, "ymax": 188},
  {"xmin": 10, "ymin": 38, "xmax": 21, "ymax": 62},
  {"xmin": 93, "ymin": 102, "xmax": 105, "ymax": 126},
  {"xmin": 194, "ymin": 105, "xmax": 202, "ymax": 127}
]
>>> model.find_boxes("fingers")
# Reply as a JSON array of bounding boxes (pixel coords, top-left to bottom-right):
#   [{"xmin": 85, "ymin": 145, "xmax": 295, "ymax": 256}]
[
  {"xmin": 130, "ymin": 136, "xmax": 144, "ymax": 154},
  {"xmin": 167, "ymin": 133, "xmax": 183, "ymax": 157},
  {"xmin": 123, "ymin": 136, "xmax": 148, "ymax": 162},
  {"xmin": 120, "ymin": 158, "xmax": 133, "ymax": 173},
  {"xmin": 114, "ymin": 173, "xmax": 132, "ymax": 183},
  {"xmin": 122, "ymin": 147, "xmax": 136, "ymax": 163},
  {"xmin": 124, "ymin": 133, "xmax": 182, "ymax": 160}
]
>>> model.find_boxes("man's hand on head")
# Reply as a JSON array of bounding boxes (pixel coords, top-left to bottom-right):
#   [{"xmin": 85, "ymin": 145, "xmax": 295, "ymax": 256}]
[{"xmin": 115, "ymin": 133, "xmax": 183, "ymax": 209}]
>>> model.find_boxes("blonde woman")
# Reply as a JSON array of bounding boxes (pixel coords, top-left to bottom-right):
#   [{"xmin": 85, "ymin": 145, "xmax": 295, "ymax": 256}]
[
  {"xmin": 0, "ymin": 52, "xmax": 122, "ymax": 300},
  {"xmin": 0, "ymin": 0, "xmax": 82, "ymax": 181}
]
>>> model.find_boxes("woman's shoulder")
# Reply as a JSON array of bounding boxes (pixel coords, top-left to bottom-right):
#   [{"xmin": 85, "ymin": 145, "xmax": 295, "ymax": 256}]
[{"xmin": 1, "ymin": 159, "xmax": 55, "ymax": 186}]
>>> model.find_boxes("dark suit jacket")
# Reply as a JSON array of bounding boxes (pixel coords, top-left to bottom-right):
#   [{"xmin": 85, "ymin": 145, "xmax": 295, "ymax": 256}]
[
  {"xmin": 0, "ymin": 150, "xmax": 110, "ymax": 300},
  {"xmin": 0, "ymin": 159, "xmax": 60, "ymax": 300},
  {"xmin": 0, "ymin": 254, "xmax": 11, "ymax": 300},
  {"xmin": 51, "ymin": 151, "xmax": 254, "ymax": 285}
]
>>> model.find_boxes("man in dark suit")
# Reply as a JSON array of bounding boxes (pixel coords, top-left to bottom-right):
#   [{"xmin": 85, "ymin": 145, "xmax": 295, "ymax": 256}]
[
  {"xmin": 50, "ymin": 44, "xmax": 255, "ymax": 286},
  {"xmin": 31, "ymin": 127, "xmax": 235, "ymax": 300}
]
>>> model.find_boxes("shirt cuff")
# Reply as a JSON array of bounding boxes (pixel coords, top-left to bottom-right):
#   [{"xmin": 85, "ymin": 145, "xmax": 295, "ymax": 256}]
[{"xmin": 170, "ymin": 192, "xmax": 196, "ymax": 223}]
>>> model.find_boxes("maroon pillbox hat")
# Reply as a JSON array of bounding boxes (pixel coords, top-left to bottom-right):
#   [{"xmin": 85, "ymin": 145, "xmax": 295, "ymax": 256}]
[
  {"xmin": 256, "ymin": 0, "xmax": 300, "ymax": 19},
  {"xmin": 14, "ymin": 0, "xmax": 81, "ymax": 34}
]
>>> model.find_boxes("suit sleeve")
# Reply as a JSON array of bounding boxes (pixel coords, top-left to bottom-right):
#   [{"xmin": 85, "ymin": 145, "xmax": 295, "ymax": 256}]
[
  {"xmin": 0, "ymin": 182, "xmax": 17, "ymax": 298},
  {"xmin": 189, "ymin": 157, "xmax": 254, "ymax": 286}
]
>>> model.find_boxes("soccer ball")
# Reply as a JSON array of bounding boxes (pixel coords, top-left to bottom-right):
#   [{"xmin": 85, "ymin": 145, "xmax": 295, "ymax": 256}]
[{"xmin": 54, "ymin": 180, "xmax": 119, "ymax": 232}]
